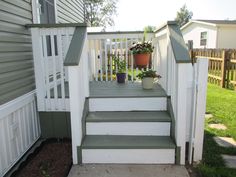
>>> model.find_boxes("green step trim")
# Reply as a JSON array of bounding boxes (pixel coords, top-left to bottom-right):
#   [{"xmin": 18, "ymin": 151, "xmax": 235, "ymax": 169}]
[
  {"xmin": 86, "ymin": 111, "xmax": 171, "ymax": 122},
  {"xmin": 82, "ymin": 135, "xmax": 176, "ymax": 149},
  {"xmin": 77, "ymin": 146, "xmax": 82, "ymax": 164}
]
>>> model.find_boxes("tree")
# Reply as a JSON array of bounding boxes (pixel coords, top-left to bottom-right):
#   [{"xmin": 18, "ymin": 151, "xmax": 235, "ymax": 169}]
[
  {"xmin": 175, "ymin": 4, "xmax": 193, "ymax": 27},
  {"xmin": 84, "ymin": 0, "xmax": 118, "ymax": 28},
  {"xmin": 143, "ymin": 26, "xmax": 156, "ymax": 32}
]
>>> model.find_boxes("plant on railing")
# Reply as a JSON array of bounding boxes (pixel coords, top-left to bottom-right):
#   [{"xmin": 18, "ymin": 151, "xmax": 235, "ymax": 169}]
[
  {"xmin": 130, "ymin": 41, "xmax": 154, "ymax": 54},
  {"xmin": 113, "ymin": 55, "xmax": 127, "ymax": 83},
  {"xmin": 137, "ymin": 69, "xmax": 161, "ymax": 89},
  {"xmin": 130, "ymin": 41, "xmax": 154, "ymax": 68}
]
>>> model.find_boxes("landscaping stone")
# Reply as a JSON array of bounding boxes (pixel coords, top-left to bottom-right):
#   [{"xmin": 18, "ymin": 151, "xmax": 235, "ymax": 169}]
[
  {"xmin": 222, "ymin": 155, "xmax": 236, "ymax": 168},
  {"xmin": 68, "ymin": 164, "xmax": 190, "ymax": 177},
  {"xmin": 214, "ymin": 137, "xmax": 236, "ymax": 147},
  {"xmin": 208, "ymin": 123, "xmax": 227, "ymax": 130},
  {"xmin": 205, "ymin": 114, "xmax": 213, "ymax": 119}
]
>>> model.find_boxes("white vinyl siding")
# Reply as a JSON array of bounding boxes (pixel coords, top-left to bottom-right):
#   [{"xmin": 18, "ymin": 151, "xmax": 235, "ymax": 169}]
[
  {"xmin": 57, "ymin": 0, "xmax": 85, "ymax": 23},
  {"xmin": 182, "ymin": 23, "xmax": 217, "ymax": 49},
  {"xmin": 217, "ymin": 26, "xmax": 236, "ymax": 49}
]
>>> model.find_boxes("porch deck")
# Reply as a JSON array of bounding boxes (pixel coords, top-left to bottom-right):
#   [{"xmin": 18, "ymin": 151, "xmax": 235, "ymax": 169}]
[
  {"xmin": 89, "ymin": 81, "xmax": 167, "ymax": 98},
  {"xmin": 50, "ymin": 82, "xmax": 167, "ymax": 98}
]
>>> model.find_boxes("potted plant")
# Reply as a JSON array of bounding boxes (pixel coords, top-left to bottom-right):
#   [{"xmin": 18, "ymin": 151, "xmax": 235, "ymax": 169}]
[
  {"xmin": 137, "ymin": 69, "xmax": 161, "ymax": 89},
  {"xmin": 130, "ymin": 41, "xmax": 154, "ymax": 68},
  {"xmin": 113, "ymin": 56, "xmax": 127, "ymax": 83}
]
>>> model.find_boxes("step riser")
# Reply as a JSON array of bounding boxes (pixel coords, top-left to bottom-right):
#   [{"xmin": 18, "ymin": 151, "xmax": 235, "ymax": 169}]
[
  {"xmin": 82, "ymin": 149, "xmax": 175, "ymax": 164},
  {"xmin": 86, "ymin": 122, "xmax": 171, "ymax": 136},
  {"xmin": 89, "ymin": 98, "xmax": 167, "ymax": 111}
]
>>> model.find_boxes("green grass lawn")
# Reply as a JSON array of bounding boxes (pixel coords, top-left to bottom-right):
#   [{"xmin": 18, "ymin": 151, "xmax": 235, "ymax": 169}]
[
  {"xmin": 206, "ymin": 84, "xmax": 236, "ymax": 139},
  {"xmin": 197, "ymin": 84, "xmax": 236, "ymax": 177}
]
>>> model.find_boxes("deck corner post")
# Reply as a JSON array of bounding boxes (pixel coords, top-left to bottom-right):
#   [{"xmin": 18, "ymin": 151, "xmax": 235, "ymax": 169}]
[
  {"xmin": 193, "ymin": 58, "xmax": 209, "ymax": 162},
  {"xmin": 31, "ymin": 28, "xmax": 46, "ymax": 111},
  {"xmin": 175, "ymin": 63, "xmax": 189, "ymax": 165},
  {"xmin": 67, "ymin": 65, "xmax": 84, "ymax": 164}
]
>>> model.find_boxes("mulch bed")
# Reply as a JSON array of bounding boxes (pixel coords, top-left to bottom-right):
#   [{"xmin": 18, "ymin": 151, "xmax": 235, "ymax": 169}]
[{"xmin": 12, "ymin": 139, "xmax": 72, "ymax": 177}]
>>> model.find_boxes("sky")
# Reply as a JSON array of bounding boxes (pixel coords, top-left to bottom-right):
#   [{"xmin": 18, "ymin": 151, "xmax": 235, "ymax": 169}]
[{"xmin": 110, "ymin": 0, "xmax": 236, "ymax": 31}]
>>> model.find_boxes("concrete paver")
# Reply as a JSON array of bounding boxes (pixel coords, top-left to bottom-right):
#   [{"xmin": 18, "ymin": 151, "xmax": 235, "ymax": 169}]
[
  {"xmin": 214, "ymin": 137, "xmax": 236, "ymax": 147},
  {"xmin": 222, "ymin": 155, "xmax": 236, "ymax": 168},
  {"xmin": 67, "ymin": 164, "xmax": 190, "ymax": 177},
  {"xmin": 208, "ymin": 124, "xmax": 227, "ymax": 130}
]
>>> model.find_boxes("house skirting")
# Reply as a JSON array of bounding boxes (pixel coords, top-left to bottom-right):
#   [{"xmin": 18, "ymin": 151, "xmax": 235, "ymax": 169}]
[{"xmin": 39, "ymin": 112, "xmax": 71, "ymax": 138}]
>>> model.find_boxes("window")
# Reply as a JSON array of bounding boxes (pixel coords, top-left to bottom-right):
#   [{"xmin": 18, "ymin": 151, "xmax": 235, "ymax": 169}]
[
  {"xmin": 39, "ymin": 0, "xmax": 56, "ymax": 24},
  {"xmin": 200, "ymin": 32, "xmax": 207, "ymax": 46}
]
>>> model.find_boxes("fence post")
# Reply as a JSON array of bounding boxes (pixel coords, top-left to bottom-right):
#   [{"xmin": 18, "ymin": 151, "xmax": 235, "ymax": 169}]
[{"xmin": 221, "ymin": 50, "xmax": 226, "ymax": 88}]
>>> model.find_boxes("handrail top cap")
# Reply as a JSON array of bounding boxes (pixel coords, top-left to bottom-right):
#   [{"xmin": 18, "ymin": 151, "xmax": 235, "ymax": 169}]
[{"xmin": 155, "ymin": 21, "xmax": 178, "ymax": 33}]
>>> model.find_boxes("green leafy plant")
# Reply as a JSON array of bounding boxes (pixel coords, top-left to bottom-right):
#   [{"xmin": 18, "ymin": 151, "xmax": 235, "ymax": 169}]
[
  {"xmin": 130, "ymin": 41, "xmax": 154, "ymax": 54},
  {"xmin": 137, "ymin": 69, "xmax": 161, "ymax": 79},
  {"xmin": 113, "ymin": 56, "xmax": 127, "ymax": 73}
]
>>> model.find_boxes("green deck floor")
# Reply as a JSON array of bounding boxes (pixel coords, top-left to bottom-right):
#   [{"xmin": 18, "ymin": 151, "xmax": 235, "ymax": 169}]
[
  {"xmin": 50, "ymin": 81, "xmax": 167, "ymax": 98},
  {"xmin": 89, "ymin": 81, "xmax": 167, "ymax": 98}
]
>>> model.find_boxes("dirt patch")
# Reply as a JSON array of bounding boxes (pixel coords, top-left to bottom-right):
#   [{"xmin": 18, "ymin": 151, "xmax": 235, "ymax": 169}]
[
  {"xmin": 12, "ymin": 139, "xmax": 72, "ymax": 177},
  {"xmin": 186, "ymin": 164, "xmax": 201, "ymax": 177}
]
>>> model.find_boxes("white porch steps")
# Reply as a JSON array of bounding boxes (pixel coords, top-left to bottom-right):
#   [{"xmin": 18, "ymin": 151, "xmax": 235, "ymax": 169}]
[
  {"xmin": 82, "ymin": 135, "xmax": 175, "ymax": 164},
  {"xmin": 86, "ymin": 111, "xmax": 171, "ymax": 136},
  {"xmin": 81, "ymin": 94, "xmax": 175, "ymax": 164},
  {"xmin": 89, "ymin": 97, "xmax": 167, "ymax": 111}
]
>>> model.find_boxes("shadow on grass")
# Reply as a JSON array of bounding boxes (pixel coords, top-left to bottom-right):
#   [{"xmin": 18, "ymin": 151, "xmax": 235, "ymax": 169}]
[{"xmin": 197, "ymin": 131, "xmax": 236, "ymax": 177}]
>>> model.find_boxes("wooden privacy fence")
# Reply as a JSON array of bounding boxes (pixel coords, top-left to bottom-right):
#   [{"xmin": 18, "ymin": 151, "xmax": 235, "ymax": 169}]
[{"xmin": 190, "ymin": 49, "xmax": 236, "ymax": 89}]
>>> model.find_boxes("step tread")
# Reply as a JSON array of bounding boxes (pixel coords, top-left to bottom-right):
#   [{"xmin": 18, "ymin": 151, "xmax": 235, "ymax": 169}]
[
  {"xmin": 82, "ymin": 135, "xmax": 176, "ymax": 149},
  {"xmin": 86, "ymin": 111, "xmax": 171, "ymax": 122},
  {"xmin": 90, "ymin": 82, "xmax": 167, "ymax": 98}
]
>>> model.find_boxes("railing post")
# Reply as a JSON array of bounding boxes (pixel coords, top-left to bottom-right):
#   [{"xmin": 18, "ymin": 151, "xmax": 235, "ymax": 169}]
[
  {"xmin": 221, "ymin": 50, "xmax": 226, "ymax": 88},
  {"xmin": 64, "ymin": 27, "xmax": 88, "ymax": 164},
  {"xmin": 31, "ymin": 28, "xmax": 46, "ymax": 111},
  {"xmin": 193, "ymin": 58, "xmax": 209, "ymax": 162}
]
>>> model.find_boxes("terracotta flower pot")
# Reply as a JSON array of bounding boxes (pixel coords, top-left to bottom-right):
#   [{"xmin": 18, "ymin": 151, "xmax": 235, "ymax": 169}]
[
  {"xmin": 142, "ymin": 77, "xmax": 154, "ymax": 89},
  {"xmin": 134, "ymin": 53, "xmax": 150, "ymax": 68}
]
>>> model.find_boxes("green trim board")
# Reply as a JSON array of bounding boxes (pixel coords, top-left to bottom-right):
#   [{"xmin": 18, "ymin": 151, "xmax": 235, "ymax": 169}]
[
  {"xmin": 86, "ymin": 111, "xmax": 171, "ymax": 122},
  {"xmin": 64, "ymin": 26, "xmax": 87, "ymax": 66},
  {"xmin": 39, "ymin": 112, "xmax": 71, "ymax": 138},
  {"xmin": 167, "ymin": 97, "xmax": 176, "ymax": 142},
  {"xmin": 82, "ymin": 135, "xmax": 176, "ymax": 149},
  {"xmin": 26, "ymin": 23, "xmax": 88, "ymax": 28},
  {"xmin": 168, "ymin": 24, "xmax": 191, "ymax": 63},
  {"xmin": 175, "ymin": 146, "xmax": 181, "ymax": 165},
  {"xmin": 77, "ymin": 146, "xmax": 82, "ymax": 164},
  {"xmin": 82, "ymin": 98, "xmax": 89, "ymax": 139}
]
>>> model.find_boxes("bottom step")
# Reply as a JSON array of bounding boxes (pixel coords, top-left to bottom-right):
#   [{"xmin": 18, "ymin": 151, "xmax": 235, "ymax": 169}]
[{"xmin": 82, "ymin": 135, "xmax": 176, "ymax": 164}]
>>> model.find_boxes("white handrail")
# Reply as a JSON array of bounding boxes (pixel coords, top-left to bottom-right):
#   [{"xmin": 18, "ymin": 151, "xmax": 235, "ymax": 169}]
[{"xmin": 31, "ymin": 27, "xmax": 74, "ymax": 111}]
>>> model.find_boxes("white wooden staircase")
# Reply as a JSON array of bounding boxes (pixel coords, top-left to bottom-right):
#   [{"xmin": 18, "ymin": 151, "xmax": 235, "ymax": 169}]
[{"xmin": 80, "ymin": 83, "xmax": 176, "ymax": 164}]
